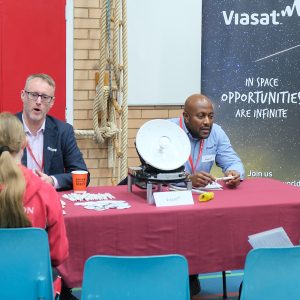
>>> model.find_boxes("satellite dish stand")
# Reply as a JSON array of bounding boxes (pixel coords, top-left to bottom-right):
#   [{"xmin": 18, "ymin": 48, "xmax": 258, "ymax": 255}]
[{"xmin": 128, "ymin": 119, "xmax": 192, "ymax": 204}]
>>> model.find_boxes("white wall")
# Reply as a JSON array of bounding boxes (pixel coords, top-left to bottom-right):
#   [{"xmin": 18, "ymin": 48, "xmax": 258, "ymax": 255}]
[{"xmin": 127, "ymin": 0, "xmax": 202, "ymax": 105}]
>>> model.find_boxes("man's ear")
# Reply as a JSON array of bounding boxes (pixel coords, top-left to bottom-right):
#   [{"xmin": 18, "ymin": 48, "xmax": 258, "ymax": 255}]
[
  {"xmin": 183, "ymin": 111, "xmax": 189, "ymax": 123},
  {"xmin": 49, "ymin": 98, "xmax": 55, "ymax": 109},
  {"xmin": 21, "ymin": 90, "xmax": 25, "ymax": 102}
]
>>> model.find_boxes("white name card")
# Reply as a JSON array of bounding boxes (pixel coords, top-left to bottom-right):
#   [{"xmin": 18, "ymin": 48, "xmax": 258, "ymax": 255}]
[{"xmin": 153, "ymin": 190, "xmax": 194, "ymax": 207}]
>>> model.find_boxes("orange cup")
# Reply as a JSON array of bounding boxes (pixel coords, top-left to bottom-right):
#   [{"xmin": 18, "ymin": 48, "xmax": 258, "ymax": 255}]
[{"xmin": 72, "ymin": 170, "xmax": 88, "ymax": 193}]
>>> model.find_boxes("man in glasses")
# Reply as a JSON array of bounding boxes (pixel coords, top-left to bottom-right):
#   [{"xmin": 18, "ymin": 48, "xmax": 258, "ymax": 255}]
[
  {"xmin": 16, "ymin": 73, "xmax": 86, "ymax": 299},
  {"xmin": 16, "ymin": 73, "xmax": 89, "ymax": 192}
]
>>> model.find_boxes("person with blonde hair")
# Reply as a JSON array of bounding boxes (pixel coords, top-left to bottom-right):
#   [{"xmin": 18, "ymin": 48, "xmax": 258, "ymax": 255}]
[{"xmin": 0, "ymin": 112, "xmax": 69, "ymax": 276}]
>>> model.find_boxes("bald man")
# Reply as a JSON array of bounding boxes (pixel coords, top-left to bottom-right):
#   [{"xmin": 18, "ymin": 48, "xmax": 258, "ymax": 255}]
[
  {"xmin": 171, "ymin": 93, "xmax": 244, "ymax": 188},
  {"xmin": 170, "ymin": 94, "xmax": 245, "ymax": 299}
]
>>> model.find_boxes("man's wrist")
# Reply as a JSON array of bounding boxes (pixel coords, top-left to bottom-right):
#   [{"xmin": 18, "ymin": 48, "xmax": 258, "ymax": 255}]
[{"xmin": 50, "ymin": 176, "xmax": 59, "ymax": 189}]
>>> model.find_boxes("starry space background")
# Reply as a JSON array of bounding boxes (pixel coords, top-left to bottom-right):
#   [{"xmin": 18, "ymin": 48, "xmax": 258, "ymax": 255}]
[{"xmin": 201, "ymin": 0, "xmax": 300, "ymax": 183}]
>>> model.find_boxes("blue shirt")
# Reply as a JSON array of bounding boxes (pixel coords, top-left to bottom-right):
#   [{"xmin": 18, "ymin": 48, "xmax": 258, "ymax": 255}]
[{"xmin": 169, "ymin": 117, "xmax": 245, "ymax": 179}]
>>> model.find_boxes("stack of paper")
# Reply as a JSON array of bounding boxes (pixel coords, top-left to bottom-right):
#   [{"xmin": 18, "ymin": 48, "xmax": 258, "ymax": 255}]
[
  {"xmin": 197, "ymin": 181, "xmax": 223, "ymax": 190},
  {"xmin": 248, "ymin": 227, "xmax": 294, "ymax": 249}
]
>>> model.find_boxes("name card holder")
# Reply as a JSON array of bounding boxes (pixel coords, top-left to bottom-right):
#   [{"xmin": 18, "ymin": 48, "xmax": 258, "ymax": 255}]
[{"xmin": 153, "ymin": 190, "xmax": 194, "ymax": 207}]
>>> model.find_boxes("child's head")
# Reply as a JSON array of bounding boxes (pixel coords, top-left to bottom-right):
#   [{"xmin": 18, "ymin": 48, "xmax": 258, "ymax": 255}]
[{"xmin": 0, "ymin": 112, "xmax": 30, "ymax": 228}]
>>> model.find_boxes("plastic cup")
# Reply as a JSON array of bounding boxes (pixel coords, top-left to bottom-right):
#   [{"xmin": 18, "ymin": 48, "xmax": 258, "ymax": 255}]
[{"xmin": 72, "ymin": 170, "xmax": 88, "ymax": 193}]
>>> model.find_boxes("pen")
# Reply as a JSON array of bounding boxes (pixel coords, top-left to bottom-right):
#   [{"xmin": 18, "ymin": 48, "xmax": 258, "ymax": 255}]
[{"xmin": 215, "ymin": 176, "xmax": 234, "ymax": 181}]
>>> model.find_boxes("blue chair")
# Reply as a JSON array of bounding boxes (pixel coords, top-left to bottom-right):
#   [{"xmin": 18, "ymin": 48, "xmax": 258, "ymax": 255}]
[
  {"xmin": 0, "ymin": 227, "xmax": 54, "ymax": 300},
  {"xmin": 240, "ymin": 246, "xmax": 300, "ymax": 300},
  {"xmin": 81, "ymin": 254, "xmax": 190, "ymax": 300}
]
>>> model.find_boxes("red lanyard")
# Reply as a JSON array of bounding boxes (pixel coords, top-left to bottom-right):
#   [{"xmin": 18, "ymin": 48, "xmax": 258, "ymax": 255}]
[
  {"xmin": 180, "ymin": 115, "xmax": 204, "ymax": 174},
  {"xmin": 26, "ymin": 144, "xmax": 44, "ymax": 172}
]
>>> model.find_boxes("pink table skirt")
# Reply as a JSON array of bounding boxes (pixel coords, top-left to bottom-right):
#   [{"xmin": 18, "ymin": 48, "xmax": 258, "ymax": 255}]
[{"xmin": 58, "ymin": 178, "xmax": 300, "ymax": 287}]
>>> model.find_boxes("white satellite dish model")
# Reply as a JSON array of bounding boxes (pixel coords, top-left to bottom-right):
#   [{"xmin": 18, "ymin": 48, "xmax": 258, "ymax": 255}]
[{"xmin": 128, "ymin": 119, "xmax": 192, "ymax": 203}]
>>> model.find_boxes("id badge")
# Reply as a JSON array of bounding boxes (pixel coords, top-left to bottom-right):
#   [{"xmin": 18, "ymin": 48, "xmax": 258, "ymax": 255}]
[{"xmin": 202, "ymin": 154, "xmax": 215, "ymax": 163}]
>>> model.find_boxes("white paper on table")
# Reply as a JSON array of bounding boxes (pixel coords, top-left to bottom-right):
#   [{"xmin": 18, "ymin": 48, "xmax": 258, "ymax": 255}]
[
  {"xmin": 248, "ymin": 227, "xmax": 294, "ymax": 249},
  {"xmin": 195, "ymin": 181, "xmax": 223, "ymax": 191}
]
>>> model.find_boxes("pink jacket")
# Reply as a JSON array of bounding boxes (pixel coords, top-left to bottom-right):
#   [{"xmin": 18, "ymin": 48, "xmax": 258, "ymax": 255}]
[{"xmin": 22, "ymin": 166, "xmax": 69, "ymax": 266}]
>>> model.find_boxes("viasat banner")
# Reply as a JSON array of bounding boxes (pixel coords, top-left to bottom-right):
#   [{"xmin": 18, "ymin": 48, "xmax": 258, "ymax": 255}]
[{"xmin": 201, "ymin": 0, "xmax": 300, "ymax": 186}]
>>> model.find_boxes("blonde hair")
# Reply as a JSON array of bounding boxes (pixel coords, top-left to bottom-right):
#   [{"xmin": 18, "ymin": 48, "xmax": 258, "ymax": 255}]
[
  {"xmin": 25, "ymin": 73, "xmax": 56, "ymax": 90},
  {"xmin": 0, "ymin": 113, "xmax": 31, "ymax": 227}
]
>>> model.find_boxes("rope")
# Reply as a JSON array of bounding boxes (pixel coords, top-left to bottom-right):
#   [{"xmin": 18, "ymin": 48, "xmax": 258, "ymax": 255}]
[
  {"xmin": 120, "ymin": 0, "xmax": 128, "ymax": 182},
  {"xmin": 74, "ymin": 0, "xmax": 128, "ymax": 185}
]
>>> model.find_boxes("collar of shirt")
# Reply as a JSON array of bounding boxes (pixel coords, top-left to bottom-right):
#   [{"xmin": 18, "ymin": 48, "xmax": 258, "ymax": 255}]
[{"xmin": 22, "ymin": 114, "xmax": 46, "ymax": 136}]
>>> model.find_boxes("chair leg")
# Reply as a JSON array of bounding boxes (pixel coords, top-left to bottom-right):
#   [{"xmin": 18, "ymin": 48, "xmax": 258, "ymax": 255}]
[{"xmin": 222, "ymin": 271, "xmax": 227, "ymax": 299}]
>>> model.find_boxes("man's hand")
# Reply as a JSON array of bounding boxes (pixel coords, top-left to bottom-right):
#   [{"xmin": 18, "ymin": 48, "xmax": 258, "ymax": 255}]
[
  {"xmin": 189, "ymin": 171, "xmax": 215, "ymax": 188},
  {"xmin": 34, "ymin": 170, "xmax": 55, "ymax": 186},
  {"xmin": 223, "ymin": 170, "xmax": 241, "ymax": 188}
]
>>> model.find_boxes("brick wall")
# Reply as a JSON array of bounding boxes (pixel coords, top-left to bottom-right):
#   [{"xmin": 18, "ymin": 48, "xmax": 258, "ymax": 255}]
[{"xmin": 74, "ymin": 0, "xmax": 183, "ymax": 186}]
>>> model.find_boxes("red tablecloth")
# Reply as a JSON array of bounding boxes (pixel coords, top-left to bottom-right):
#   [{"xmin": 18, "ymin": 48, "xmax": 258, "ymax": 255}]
[{"xmin": 57, "ymin": 178, "xmax": 300, "ymax": 287}]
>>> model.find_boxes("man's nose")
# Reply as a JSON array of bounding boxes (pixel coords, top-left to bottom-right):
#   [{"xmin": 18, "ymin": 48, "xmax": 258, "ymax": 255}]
[
  {"xmin": 35, "ymin": 95, "xmax": 43, "ymax": 104},
  {"xmin": 203, "ymin": 115, "xmax": 210, "ymax": 124}
]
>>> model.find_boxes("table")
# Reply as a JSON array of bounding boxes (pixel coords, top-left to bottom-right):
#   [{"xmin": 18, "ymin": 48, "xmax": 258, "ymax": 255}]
[{"xmin": 57, "ymin": 178, "xmax": 300, "ymax": 288}]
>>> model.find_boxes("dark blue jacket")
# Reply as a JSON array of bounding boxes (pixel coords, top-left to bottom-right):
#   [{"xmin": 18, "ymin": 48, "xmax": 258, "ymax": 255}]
[{"xmin": 17, "ymin": 112, "xmax": 90, "ymax": 191}]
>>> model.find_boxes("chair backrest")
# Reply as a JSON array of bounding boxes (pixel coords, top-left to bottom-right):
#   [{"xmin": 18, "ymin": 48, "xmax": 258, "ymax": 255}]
[
  {"xmin": 81, "ymin": 254, "xmax": 190, "ymax": 300},
  {"xmin": 0, "ymin": 227, "xmax": 54, "ymax": 300},
  {"xmin": 240, "ymin": 246, "xmax": 300, "ymax": 300}
]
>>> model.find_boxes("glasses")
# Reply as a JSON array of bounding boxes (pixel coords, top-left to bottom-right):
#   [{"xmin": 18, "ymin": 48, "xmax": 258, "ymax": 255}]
[{"xmin": 24, "ymin": 91, "xmax": 54, "ymax": 103}]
